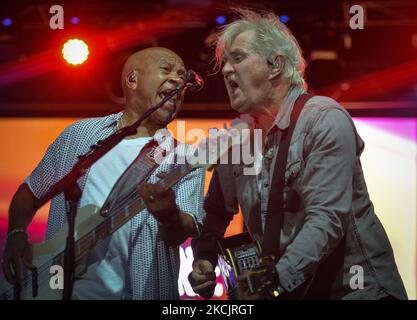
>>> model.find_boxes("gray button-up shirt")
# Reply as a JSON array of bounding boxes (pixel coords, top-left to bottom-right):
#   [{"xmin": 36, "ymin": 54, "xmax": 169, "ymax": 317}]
[{"xmin": 193, "ymin": 86, "xmax": 408, "ymax": 299}]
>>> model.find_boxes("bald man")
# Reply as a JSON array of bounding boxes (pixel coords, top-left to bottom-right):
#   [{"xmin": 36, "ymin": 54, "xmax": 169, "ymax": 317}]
[{"xmin": 2, "ymin": 48, "xmax": 205, "ymax": 299}]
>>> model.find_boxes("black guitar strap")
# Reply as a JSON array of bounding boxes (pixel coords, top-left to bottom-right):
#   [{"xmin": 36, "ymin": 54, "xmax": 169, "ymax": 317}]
[{"xmin": 261, "ymin": 93, "xmax": 313, "ymax": 258}]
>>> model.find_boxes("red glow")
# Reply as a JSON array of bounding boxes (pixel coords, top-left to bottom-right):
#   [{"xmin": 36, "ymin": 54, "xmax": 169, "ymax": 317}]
[
  {"xmin": 0, "ymin": 6, "xmax": 214, "ymax": 86},
  {"xmin": 316, "ymin": 59, "xmax": 417, "ymax": 100}
]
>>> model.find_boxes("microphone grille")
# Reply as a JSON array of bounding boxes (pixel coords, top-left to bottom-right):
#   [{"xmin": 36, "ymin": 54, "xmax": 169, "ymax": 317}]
[{"xmin": 186, "ymin": 70, "xmax": 204, "ymax": 92}]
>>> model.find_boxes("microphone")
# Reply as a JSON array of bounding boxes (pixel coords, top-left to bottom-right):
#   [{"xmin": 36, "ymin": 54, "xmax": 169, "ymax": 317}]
[{"xmin": 185, "ymin": 70, "xmax": 204, "ymax": 92}]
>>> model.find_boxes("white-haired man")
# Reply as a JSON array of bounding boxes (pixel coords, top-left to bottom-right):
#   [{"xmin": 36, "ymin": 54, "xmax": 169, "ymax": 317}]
[{"xmin": 188, "ymin": 9, "xmax": 407, "ymax": 300}]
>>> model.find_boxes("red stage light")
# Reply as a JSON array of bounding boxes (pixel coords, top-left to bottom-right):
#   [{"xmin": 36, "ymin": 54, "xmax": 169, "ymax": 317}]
[{"xmin": 62, "ymin": 39, "xmax": 89, "ymax": 66}]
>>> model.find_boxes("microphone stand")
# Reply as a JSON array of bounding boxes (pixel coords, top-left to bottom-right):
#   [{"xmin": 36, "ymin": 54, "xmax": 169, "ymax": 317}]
[{"xmin": 33, "ymin": 82, "xmax": 187, "ymax": 300}]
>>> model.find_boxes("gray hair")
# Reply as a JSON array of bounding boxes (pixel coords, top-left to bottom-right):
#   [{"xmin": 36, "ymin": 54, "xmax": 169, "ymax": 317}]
[{"xmin": 215, "ymin": 8, "xmax": 307, "ymax": 89}]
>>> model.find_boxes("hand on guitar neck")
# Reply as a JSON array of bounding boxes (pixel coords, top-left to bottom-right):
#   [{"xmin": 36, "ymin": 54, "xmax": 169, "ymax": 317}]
[
  {"xmin": 2, "ymin": 183, "xmax": 37, "ymax": 288},
  {"xmin": 2, "ymin": 231, "xmax": 36, "ymax": 287}
]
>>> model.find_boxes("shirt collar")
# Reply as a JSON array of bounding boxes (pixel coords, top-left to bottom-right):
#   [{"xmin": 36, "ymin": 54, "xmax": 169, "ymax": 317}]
[
  {"xmin": 108, "ymin": 111, "xmax": 172, "ymax": 136},
  {"xmin": 268, "ymin": 85, "xmax": 305, "ymax": 134},
  {"xmin": 105, "ymin": 111, "xmax": 124, "ymax": 129}
]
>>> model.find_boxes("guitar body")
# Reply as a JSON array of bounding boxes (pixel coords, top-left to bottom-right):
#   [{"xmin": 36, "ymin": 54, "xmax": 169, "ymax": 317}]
[
  {"xmin": 0, "ymin": 245, "xmax": 61, "ymax": 300},
  {"xmin": 217, "ymin": 232, "xmax": 313, "ymax": 300},
  {"xmin": 0, "ymin": 204, "xmax": 104, "ymax": 300}
]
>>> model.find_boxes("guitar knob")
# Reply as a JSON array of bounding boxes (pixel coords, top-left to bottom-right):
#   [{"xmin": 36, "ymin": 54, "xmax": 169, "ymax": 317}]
[
  {"xmin": 272, "ymin": 290, "xmax": 280, "ymax": 298},
  {"xmin": 101, "ymin": 208, "xmax": 109, "ymax": 217}
]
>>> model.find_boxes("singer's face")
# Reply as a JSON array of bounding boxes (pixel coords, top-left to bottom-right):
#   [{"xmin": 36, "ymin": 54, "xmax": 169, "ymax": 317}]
[
  {"xmin": 136, "ymin": 50, "xmax": 186, "ymax": 125},
  {"xmin": 222, "ymin": 30, "xmax": 272, "ymax": 114}
]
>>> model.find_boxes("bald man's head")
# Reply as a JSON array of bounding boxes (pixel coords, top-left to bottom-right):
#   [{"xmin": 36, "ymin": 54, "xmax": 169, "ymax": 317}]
[
  {"xmin": 121, "ymin": 47, "xmax": 184, "ymax": 97},
  {"xmin": 121, "ymin": 47, "xmax": 186, "ymax": 126}
]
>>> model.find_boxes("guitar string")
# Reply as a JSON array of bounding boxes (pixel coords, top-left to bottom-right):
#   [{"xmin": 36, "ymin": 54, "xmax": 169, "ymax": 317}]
[{"xmin": 75, "ymin": 162, "xmax": 189, "ymax": 257}]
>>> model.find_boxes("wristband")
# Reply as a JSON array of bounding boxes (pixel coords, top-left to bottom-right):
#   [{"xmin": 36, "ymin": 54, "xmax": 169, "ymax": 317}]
[{"xmin": 7, "ymin": 228, "xmax": 28, "ymax": 240}]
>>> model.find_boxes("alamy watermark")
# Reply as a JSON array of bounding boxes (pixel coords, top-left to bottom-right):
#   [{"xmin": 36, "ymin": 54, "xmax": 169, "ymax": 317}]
[
  {"xmin": 49, "ymin": 264, "xmax": 64, "ymax": 290},
  {"xmin": 349, "ymin": 265, "xmax": 364, "ymax": 290},
  {"xmin": 49, "ymin": 4, "xmax": 365, "ymax": 31},
  {"xmin": 49, "ymin": 5, "xmax": 64, "ymax": 30},
  {"xmin": 349, "ymin": 5, "xmax": 365, "ymax": 30},
  {"xmin": 150, "ymin": 120, "xmax": 263, "ymax": 176}
]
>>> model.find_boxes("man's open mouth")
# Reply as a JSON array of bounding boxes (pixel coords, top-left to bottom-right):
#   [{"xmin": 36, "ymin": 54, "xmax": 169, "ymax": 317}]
[
  {"xmin": 159, "ymin": 88, "xmax": 178, "ymax": 100},
  {"xmin": 158, "ymin": 88, "xmax": 178, "ymax": 111},
  {"xmin": 227, "ymin": 79, "xmax": 239, "ymax": 93}
]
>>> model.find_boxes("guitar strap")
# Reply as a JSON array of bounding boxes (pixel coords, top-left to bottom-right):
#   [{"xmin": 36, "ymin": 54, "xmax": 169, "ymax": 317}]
[
  {"xmin": 261, "ymin": 93, "xmax": 313, "ymax": 258},
  {"xmin": 100, "ymin": 137, "xmax": 176, "ymax": 217}
]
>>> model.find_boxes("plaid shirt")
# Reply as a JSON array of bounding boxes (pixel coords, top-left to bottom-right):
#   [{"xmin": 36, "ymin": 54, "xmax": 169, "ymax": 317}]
[{"xmin": 25, "ymin": 112, "xmax": 205, "ymax": 299}]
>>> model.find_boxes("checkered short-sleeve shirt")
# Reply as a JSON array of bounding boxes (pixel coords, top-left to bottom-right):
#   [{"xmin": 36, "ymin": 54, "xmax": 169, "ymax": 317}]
[{"xmin": 25, "ymin": 113, "xmax": 205, "ymax": 299}]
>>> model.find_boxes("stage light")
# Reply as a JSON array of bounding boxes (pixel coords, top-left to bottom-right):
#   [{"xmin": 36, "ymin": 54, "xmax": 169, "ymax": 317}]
[
  {"xmin": 279, "ymin": 15, "xmax": 289, "ymax": 23},
  {"xmin": 2, "ymin": 18, "xmax": 13, "ymax": 27},
  {"xmin": 215, "ymin": 16, "xmax": 226, "ymax": 25},
  {"xmin": 62, "ymin": 39, "xmax": 89, "ymax": 66},
  {"xmin": 70, "ymin": 16, "xmax": 80, "ymax": 25}
]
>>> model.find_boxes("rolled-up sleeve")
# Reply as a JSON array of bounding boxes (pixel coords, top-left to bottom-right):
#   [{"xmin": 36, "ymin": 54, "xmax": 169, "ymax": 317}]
[
  {"xmin": 174, "ymin": 166, "xmax": 205, "ymax": 232},
  {"xmin": 276, "ymin": 107, "xmax": 356, "ymax": 292}
]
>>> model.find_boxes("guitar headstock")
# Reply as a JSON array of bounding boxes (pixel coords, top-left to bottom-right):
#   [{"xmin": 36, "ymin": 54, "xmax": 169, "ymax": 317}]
[{"xmin": 189, "ymin": 120, "xmax": 251, "ymax": 171}]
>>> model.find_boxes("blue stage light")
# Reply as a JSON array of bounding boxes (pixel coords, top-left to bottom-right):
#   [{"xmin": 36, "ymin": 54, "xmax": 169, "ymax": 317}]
[
  {"xmin": 2, "ymin": 18, "xmax": 13, "ymax": 27},
  {"xmin": 279, "ymin": 15, "xmax": 289, "ymax": 23},
  {"xmin": 215, "ymin": 16, "xmax": 226, "ymax": 25},
  {"xmin": 70, "ymin": 16, "xmax": 80, "ymax": 25}
]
